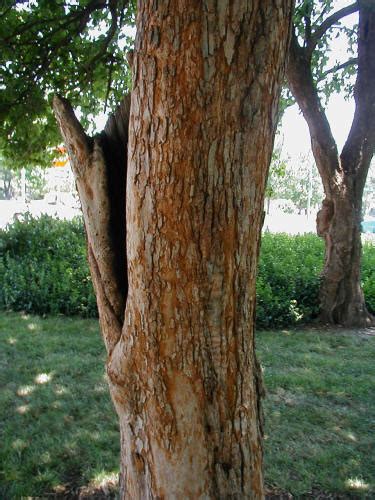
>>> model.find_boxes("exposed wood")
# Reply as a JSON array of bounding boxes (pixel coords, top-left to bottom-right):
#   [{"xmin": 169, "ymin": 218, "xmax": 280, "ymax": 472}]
[{"xmin": 53, "ymin": 94, "xmax": 130, "ymax": 352}]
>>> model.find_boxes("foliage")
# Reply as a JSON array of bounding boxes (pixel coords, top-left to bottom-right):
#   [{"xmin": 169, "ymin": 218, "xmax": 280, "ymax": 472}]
[
  {"xmin": 265, "ymin": 144, "xmax": 288, "ymax": 202},
  {"xmin": 0, "ymin": 163, "xmax": 14, "ymax": 199},
  {"xmin": 282, "ymin": 154, "xmax": 323, "ymax": 213},
  {"xmin": 362, "ymin": 240, "xmax": 375, "ymax": 315},
  {"xmin": 1, "ymin": 311, "xmax": 374, "ymax": 497},
  {"xmin": 295, "ymin": 0, "xmax": 357, "ymax": 101},
  {"xmin": 266, "ymin": 151, "xmax": 324, "ymax": 214},
  {"xmin": 1, "ymin": 216, "xmax": 375, "ymax": 327},
  {"xmin": 0, "ymin": 164, "xmax": 48, "ymax": 200},
  {"xmin": 363, "ymin": 160, "xmax": 375, "ymax": 215},
  {"xmin": 0, "ymin": 215, "xmax": 96, "ymax": 316},
  {"xmin": 257, "ymin": 233, "xmax": 324, "ymax": 328},
  {"xmin": 0, "ymin": 0, "xmax": 136, "ymax": 167},
  {"xmin": 279, "ymin": 0, "xmax": 359, "ymax": 118}
]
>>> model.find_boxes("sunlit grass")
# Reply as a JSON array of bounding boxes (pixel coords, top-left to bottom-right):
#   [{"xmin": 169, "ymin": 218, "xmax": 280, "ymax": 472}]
[
  {"xmin": 0, "ymin": 311, "xmax": 374, "ymax": 497},
  {"xmin": 0, "ymin": 312, "xmax": 119, "ymax": 498},
  {"xmin": 257, "ymin": 326, "xmax": 375, "ymax": 496}
]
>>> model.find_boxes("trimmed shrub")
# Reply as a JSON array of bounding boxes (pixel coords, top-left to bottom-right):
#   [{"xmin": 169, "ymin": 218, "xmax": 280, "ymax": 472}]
[
  {"xmin": 256, "ymin": 233, "xmax": 324, "ymax": 328},
  {"xmin": 0, "ymin": 216, "xmax": 374, "ymax": 327},
  {"xmin": 0, "ymin": 214, "xmax": 96, "ymax": 317},
  {"xmin": 362, "ymin": 241, "xmax": 375, "ymax": 315}
]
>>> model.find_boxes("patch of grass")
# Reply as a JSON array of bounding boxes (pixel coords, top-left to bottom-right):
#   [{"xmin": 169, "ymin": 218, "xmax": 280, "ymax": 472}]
[
  {"xmin": 257, "ymin": 327, "xmax": 375, "ymax": 497},
  {"xmin": 1, "ymin": 312, "xmax": 374, "ymax": 497},
  {"xmin": 0, "ymin": 312, "xmax": 119, "ymax": 498}
]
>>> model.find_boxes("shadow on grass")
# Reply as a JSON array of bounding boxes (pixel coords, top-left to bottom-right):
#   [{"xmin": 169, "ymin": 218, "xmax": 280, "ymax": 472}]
[
  {"xmin": 258, "ymin": 327, "xmax": 375, "ymax": 497},
  {"xmin": 0, "ymin": 312, "xmax": 119, "ymax": 498},
  {"xmin": 1, "ymin": 312, "xmax": 374, "ymax": 498}
]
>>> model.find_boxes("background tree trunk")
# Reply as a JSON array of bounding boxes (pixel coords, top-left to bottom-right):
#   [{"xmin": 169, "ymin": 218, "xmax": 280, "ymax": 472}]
[
  {"xmin": 55, "ymin": 1, "xmax": 293, "ymax": 497},
  {"xmin": 287, "ymin": 1, "xmax": 375, "ymax": 327},
  {"xmin": 317, "ymin": 178, "xmax": 368, "ymax": 325}
]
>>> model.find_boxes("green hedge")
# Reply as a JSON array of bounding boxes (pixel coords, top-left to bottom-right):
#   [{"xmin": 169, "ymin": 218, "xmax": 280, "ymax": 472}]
[
  {"xmin": 0, "ymin": 215, "xmax": 96, "ymax": 317},
  {"xmin": 256, "ymin": 233, "xmax": 324, "ymax": 328},
  {"xmin": 0, "ymin": 215, "xmax": 374, "ymax": 327}
]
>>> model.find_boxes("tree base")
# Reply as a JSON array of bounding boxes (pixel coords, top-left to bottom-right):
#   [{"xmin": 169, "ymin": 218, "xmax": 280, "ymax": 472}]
[{"xmin": 319, "ymin": 307, "xmax": 375, "ymax": 328}]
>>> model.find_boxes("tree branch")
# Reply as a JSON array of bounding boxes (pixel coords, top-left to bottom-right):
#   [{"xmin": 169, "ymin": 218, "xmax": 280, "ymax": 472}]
[
  {"xmin": 341, "ymin": 1, "xmax": 375, "ymax": 181},
  {"xmin": 53, "ymin": 94, "xmax": 130, "ymax": 353},
  {"xmin": 286, "ymin": 32, "xmax": 339, "ymax": 194},
  {"xmin": 318, "ymin": 57, "xmax": 358, "ymax": 81},
  {"xmin": 307, "ymin": 2, "xmax": 359, "ymax": 55},
  {"xmin": 52, "ymin": 95, "xmax": 92, "ymax": 178},
  {"xmin": 83, "ymin": 0, "xmax": 119, "ymax": 72},
  {"xmin": 2, "ymin": 0, "xmax": 106, "ymax": 44}
]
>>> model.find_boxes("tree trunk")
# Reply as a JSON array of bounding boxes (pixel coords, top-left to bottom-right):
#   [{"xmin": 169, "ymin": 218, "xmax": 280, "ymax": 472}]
[
  {"xmin": 54, "ymin": 1, "xmax": 293, "ymax": 497},
  {"xmin": 317, "ymin": 177, "xmax": 372, "ymax": 326},
  {"xmin": 287, "ymin": 1, "xmax": 375, "ymax": 327}
]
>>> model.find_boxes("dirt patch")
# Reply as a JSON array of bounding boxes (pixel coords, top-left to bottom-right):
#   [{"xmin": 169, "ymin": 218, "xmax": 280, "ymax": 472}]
[{"xmin": 50, "ymin": 478, "xmax": 118, "ymax": 499}]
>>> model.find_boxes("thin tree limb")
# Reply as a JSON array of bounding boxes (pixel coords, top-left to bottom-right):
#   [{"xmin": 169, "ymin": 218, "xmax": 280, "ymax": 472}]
[
  {"xmin": 307, "ymin": 2, "xmax": 359, "ymax": 55},
  {"xmin": 1, "ymin": 0, "xmax": 106, "ymax": 43},
  {"xmin": 83, "ymin": 0, "xmax": 119, "ymax": 71},
  {"xmin": 318, "ymin": 57, "xmax": 358, "ymax": 81},
  {"xmin": 341, "ymin": 1, "xmax": 375, "ymax": 181},
  {"xmin": 286, "ymin": 32, "xmax": 339, "ymax": 192}
]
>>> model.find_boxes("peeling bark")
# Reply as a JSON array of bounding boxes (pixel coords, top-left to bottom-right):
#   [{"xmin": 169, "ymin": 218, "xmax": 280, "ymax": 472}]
[
  {"xmin": 53, "ymin": 94, "xmax": 130, "ymax": 352},
  {"xmin": 53, "ymin": 0, "xmax": 293, "ymax": 497},
  {"xmin": 287, "ymin": 1, "xmax": 375, "ymax": 327}
]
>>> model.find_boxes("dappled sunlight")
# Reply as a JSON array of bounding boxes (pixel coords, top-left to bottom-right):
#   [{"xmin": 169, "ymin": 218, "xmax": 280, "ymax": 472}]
[
  {"xmin": 16, "ymin": 404, "xmax": 30, "ymax": 414},
  {"xmin": 345, "ymin": 431, "xmax": 357, "ymax": 442},
  {"xmin": 35, "ymin": 372, "xmax": 53, "ymax": 384},
  {"xmin": 52, "ymin": 471, "xmax": 119, "ymax": 498},
  {"xmin": 17, "ymin": 384, "xmax": 35, "ymax": 396},
  {"xmin": 90, "ymin": 431, "xmax": 101, "ymax": 441},
  {"xmin": 94, "ymin": 383, "xmax": 107, "ymax": 393},
  {"xmin": 345, "ymin": 477, "xmax": 370, "ymax": 491},
  {"xmin": 53, "ymin": 484, "xmax": 69, "ymax": 495},
  {"xmin": 270, "ymin": 387, "xmax": 307, "ymax": 407},
  {"xmin": 90, "ymin": 471, "xmax": 118, "ymax": 487},
  {"xmin": 333, "ymin": 426, "xmax": 358, "ymax": 443},
  {"xmin": 27, "ymin": 322, "xmax": 39, "ymax": 331},
  {"xmin": 0, "ymin": 311, "xmax": 119, "ymax": 498},
  {"xmin": 21, "ymin": 314, "xmax": 30, "ymax": 321},
  {"xmin": 40, "ymin": 451, "xmax": 52, "ymax": 464},
  {"xmin": 12, "ymin": 438, "xmax": 28, "ymax": 451},
  {"xmin": 54, "ymin": 384, "xmax": 68, "ymax": 396}
]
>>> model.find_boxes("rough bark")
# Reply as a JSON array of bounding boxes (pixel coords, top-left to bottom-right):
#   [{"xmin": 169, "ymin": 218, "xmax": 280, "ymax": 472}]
[
  {"xmin": 54, "ymin": 0, "xmax": 293, "ymax": 497},
  {"xmin": 287, "ymin": 0, "xmax": 375, "ymax": 327}
]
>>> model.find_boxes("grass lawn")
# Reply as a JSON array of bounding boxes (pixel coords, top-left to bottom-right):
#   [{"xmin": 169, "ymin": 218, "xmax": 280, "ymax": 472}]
[
  {"xmin": 0, "ymin": 312, "xmax": 374, "ymax": 498},
  {"xmin": 0, "ymin": 312, "xmax": 119, "ymax": 498}
]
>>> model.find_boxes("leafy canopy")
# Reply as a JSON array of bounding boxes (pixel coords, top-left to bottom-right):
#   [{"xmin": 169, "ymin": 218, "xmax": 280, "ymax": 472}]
[
  {"xmin": 0, "ymin": 1, "xmax": 360, "ymax": 168},
  {"xmin": 0, "ymin": 0, "xmax": 135, "ymax": 168},
  {"xmin": 297, "ymin": 0, "xmax": 357, "ymax": 93},
  {"xmin": 281, "ymin": 0, "xmax": 358, "ymax": 112}
]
